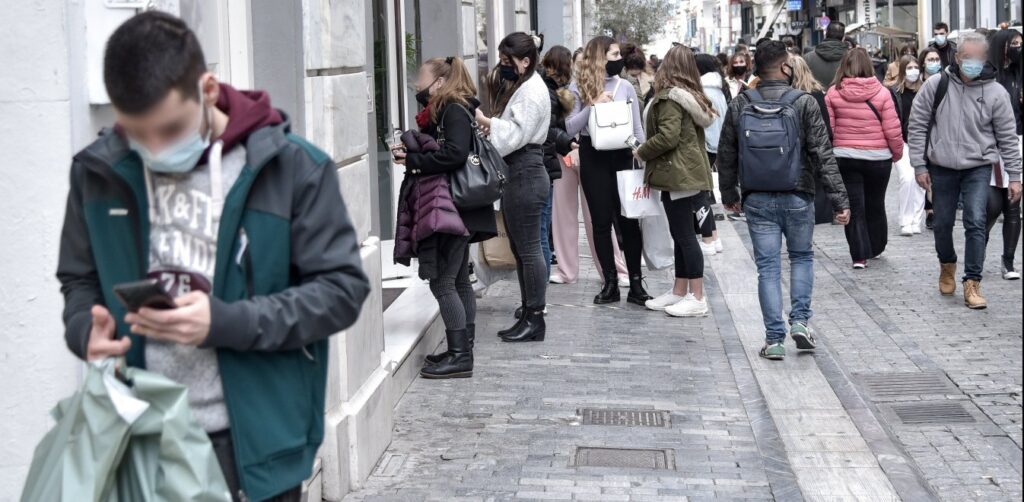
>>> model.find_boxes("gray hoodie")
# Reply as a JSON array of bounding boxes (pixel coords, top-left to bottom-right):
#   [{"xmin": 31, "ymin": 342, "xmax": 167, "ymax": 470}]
[{"xmin": 908, "ymin": 66, "xmax": 1022, "ymax": 181}]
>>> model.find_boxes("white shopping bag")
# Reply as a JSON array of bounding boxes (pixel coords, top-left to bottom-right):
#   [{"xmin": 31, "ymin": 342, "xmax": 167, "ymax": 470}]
[
  {"xmin": 640, "ymin": 202, "xmax": 674, "ymax": 271},
  {"xmin": 617, "ymin": 168, "xmax": 662, "ymax": 219}
]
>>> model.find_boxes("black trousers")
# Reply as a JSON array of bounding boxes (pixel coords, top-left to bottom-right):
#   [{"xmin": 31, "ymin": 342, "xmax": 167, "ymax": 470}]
[
  {"xmin": 578, "ymin": 136, "xmax": 644, "ymax": 278},
  {"xmin": 838, "ymin": 158, "xmax": 892, "ymax": 261},
  {"xmin": 986, "ymin": 185, "xmax": 1022, "ymax": 266},
  {"xmin": 209, "ymin": 429, "xmax": 302, "ymax": 502},
  {"xmin": 501, "ymin": 145, "xmax": 550, "ymax": 309},
  {"xmin": 662, "ymin": 192, "xmax": 705, "ymax": 279},
  {"xmin": 428, "ymin": 236, "xmax": 475, "ymax": 331}
]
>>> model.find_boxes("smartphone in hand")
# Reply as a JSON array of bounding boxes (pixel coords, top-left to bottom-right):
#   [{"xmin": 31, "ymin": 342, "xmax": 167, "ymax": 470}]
[
  {"xmin": 113, "ymin": 278, "xmax": 176, "ymax": 313},
  {"xmin": 625, "ymin": 135, "xmax": 642, "ymax": 151}
]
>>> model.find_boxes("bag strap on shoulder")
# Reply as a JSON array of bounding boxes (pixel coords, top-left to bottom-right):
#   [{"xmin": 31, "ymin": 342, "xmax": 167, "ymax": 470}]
[
  {"xmin": 924, "ymin": 72, "xmax": 950, "ymax": 162},
  {"xmin": 777, "ymin": 88, "xmax": 805, "ymax": 105},
  {"xmin": 611, "ymin": 77, "xmax": 622, "ymax": 100},
  {"xmin": 742, "ymin": 88, "xmax": 764, "ymax": 103},
  {"xmin": 865, "ymin": 99, "xmax": 882, "ymax": 123}
]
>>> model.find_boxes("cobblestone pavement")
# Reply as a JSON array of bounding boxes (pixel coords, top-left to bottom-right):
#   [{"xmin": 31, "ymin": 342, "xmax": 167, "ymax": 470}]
[{"xmin": 346, "ymin": 177, "xmax": 1021, "ymax": 501}]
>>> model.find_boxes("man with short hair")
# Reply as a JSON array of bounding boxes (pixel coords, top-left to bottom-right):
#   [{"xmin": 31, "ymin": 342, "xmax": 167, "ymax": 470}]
[
  {"xmin": 805, "ymin": 21, "xmax": 848, "ymax": 88},
  {"xmin": 57, "ymin": 11, "xmax": 370, "ymax": 501},
  {"xmin": 929, "ymin": 22, "xmax": 958, "ymax": 68},
  {"xmin": 719, "ymin": 40, "xmax": 851, "ymax": 361},
  {"xmin": 909, "ymin": 33, "xmax": 1022, "ymax": 309}
]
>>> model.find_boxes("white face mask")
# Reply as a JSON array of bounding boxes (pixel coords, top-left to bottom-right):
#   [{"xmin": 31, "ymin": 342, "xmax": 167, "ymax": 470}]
[
  {"xmin": 128, "ymin": 80, "xmax": 211, "ymax": 174},
  {"xmin": 905, "ymin": 68, "xmax": 921, "ymax": 82}
]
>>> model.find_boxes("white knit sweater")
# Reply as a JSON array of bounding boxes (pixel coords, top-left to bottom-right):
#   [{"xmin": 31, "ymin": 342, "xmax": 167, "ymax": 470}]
[{"xmin": 488, "ymin": 72, "xmax": 551, "ymax": 157}]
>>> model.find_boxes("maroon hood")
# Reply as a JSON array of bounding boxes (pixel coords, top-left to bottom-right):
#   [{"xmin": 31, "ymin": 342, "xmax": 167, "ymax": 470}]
[{"xmin": 201, "ymin": 83, "xmax": 284, "ymax": 162}]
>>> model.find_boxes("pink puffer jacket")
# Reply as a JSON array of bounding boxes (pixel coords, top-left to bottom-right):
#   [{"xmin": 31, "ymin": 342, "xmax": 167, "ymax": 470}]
[{"xmin": 825, "ymin": 77, "xmax": 903, "ymax": 161}]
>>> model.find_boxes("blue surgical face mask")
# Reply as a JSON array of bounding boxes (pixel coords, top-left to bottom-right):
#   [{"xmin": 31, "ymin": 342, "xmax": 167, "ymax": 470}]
[
  {"xmin": 934, "ymin": 34, "xmax": 947, "ymax": 46},
  {"xmin": 961, "ymin": 59, "xmax": 985, "ymax": 79},
  {"xmin": 926, "ymin": 62, "xmax": 942, "ymax": 75},
  {"xmin": 129, "ymin": 81, "xmax": 211, "ymax": 173}
]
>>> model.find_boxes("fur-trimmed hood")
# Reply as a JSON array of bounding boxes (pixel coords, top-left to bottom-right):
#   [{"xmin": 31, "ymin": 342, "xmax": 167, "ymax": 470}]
[
  {"xmin": 555, "ymin": 87, "xmax": 575, "ymax": 119},
  {"xmin": 661, "ymin": 86, "xmax": 718, "ymax": 128}
]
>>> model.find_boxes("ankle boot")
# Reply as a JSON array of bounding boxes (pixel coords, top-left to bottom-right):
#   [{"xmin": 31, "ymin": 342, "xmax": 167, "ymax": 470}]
[
  {"xmin": 498, "ymin": 307, "xmax": 525, "ymax": 337},
  {"xmin": 425, "ymin": 323, "xmax": 476, "ymax": 366},
  {"xmin": 963, "ymin": 279, "xmax": 987, "ymax": 309},
  {"xmin": 420, "ymin": 329, "xmax": 473, "ymax": 378},
  {"xmin": 594, "ymin": 273, "xmax": 620, "ymax": 304},
  {"xmin": 626, "ymin": 274, "xmax": 653, "ymax": 306},
  {"xmin": 499, "ymin": 308, "xmax": 546, "ymax": 342},
  {"xmin": 939, "ymin": 263, "xmax": 957, "ymax": 295}
]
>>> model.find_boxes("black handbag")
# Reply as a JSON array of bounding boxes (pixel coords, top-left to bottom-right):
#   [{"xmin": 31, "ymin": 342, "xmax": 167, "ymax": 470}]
[{"xmin": 438, "ymin": 104, "xmax": 509, "ymax": 209}]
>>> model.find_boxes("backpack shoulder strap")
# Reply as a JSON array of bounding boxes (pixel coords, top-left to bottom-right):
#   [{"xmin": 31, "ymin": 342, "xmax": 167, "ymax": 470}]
[
  {"xmin": 924, "ymin": 72, "xmax": 951, "ymax": 162},
  {"xmin": 742, "ymin": 88, "xmax": 764, "ymax": 103},
  {"xmin": 778, "ymin": 88, "xmax": 805, "ymax": 105},
  {"xmin": 611, "ymin": 77, "xmax": 623, "ymax": 100}
]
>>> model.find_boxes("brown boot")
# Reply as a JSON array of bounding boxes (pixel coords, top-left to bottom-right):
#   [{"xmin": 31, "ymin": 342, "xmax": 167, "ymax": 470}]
[
  {"xmin": 939, "ymin": 263, "xmax": 957, "ymax": 295},
  {"xmin": 963, "ymin": 280, "xmax": 987, "ymax": 309}
]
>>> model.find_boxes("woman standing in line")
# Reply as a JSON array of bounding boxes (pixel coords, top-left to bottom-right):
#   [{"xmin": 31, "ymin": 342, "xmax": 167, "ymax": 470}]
[
  {"xmin": 693, "ymin": 53, "xmax": 728, "ymax": 255},
  {"xmin": 539, "ymin": 43, "xmax": 571, "ymax": 285},
  {"xmin": 565, "ymin": 35, "xmax": 652, "ymax": 305},
  {"xmin": 825, "ymin": 48, "xmax": 904, "ymax": 269},
  {"xmin": 394, "ymin": 57, "xmax": 497, "ymax": 378},
  {"xmin": 789, "ymin": 55, "xmax": 837, "ymax": 225},
  {"xmin": 636, "ymin": 45, "xmax": 717, "ymax": 317},
  {"xmin": 890, "ymin": 55, "xmax": 926, "ymax": 236},
  {"xmin": 986, "ymin": 29, "xmax": 1023, "ymax": 280},
  {"xmin": 550, "ymin": 48, "xmax": 630, "ymax": 285},
  {"xmin": 623, "ymin": 43, "xmax": 655, "ymax": 108},
  {"xmin": 474, "ymin": 33, "xmax": 551, "ymax": 342},
  {"xmin": 725, "ymin": 53, "xmax": 751, "ymax": 98}
]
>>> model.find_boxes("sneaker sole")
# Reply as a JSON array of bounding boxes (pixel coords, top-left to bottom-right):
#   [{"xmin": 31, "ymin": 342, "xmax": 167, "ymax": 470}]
[
  {"xmin": 965, "ymin": 302, "xmax": 988, "ymax": 310},
  {"xmin": 665, "ymin": 309, "xmax": 709, "ymax": 318},
  {"xmin": 791, "ymin": 333, "xmax": 816, "ymax": 350},
  {"xmin": 419, "ymin": 370, "xmax": 473, "ymax": 379},
  {"xmin": 759, "ymin": 352, "xmax": 784, "ymax": 360},
  {"xmin": 645, "ymin": 303, "xmax": 671, "ymax": 311}
]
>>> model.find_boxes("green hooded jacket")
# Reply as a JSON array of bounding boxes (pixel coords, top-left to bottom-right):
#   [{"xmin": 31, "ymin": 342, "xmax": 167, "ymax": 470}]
[{"xmin": 636, "ymin": 86, "xmax": 717, "ymax": 192}]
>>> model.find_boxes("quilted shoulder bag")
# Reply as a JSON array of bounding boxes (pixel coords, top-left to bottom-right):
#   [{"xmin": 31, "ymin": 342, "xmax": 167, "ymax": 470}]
[
  {"xmin": 588, "ymin": 77, "xmax": 634, "ymax": 151},
  {"xmin": 438, "ymin": 104, "xmax": 509, "ymax": 209}
]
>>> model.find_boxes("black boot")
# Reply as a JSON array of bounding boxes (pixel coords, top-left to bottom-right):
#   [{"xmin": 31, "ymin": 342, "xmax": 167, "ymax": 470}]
[
  {"xmin": 420, "ymin": 329, "xmax": 473, "ymax": 379},
  {"xmin": 500, "ymin": 307, "xmax": 546, "ymax": 342},
  {"xmin": 498, "ymin": 307, "xmax": 525, "ymax": 336},
  {"xmin": 593, "ymin": 273, "xmax": 621, "ymax": 304},
  {"xmin": 627, "ymin": 275, "xmax": 652, "ymax": 306},
  {"xmin": 425, "ymin": 324, "xmax": 475, "ymax": 366}
]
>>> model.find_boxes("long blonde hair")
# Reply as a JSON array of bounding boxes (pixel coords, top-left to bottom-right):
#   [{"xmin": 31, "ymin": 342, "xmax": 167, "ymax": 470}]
[
  {"xmin": 653, "ymin": 45, "xmax": 714, "ymax": 114},
  {"xmin": 788, "ymin": 55, "xmax": 823, "ymax": 93},
  {"xmin": 424, "ymin": 57, "xmax": 477, "ymax": 122},
  {"xmin": 576, "ymin": 36, "xmax": 616, "ymax": 105}
]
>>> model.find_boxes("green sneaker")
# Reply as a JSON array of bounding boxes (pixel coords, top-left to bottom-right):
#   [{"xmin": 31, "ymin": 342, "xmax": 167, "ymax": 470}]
[
  {"xmin": 759, "ymin": 342, "xmax": 785, "ymax": 360},
  {"xmin": 789, "ymin": 322, "xmax": 817, "ymax": 350}
]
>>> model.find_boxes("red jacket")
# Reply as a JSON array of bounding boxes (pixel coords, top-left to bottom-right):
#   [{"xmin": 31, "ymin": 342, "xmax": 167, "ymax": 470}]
[{"xmin": 825, "ymin": 77, "xmax": 903, "ymax": 161}]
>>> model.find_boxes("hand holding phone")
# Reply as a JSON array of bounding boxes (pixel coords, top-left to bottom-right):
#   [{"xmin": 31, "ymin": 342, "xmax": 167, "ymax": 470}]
[
  {"xmin": 625, "ymin": 135, "xmax": 642, "ymax": 152},
  {"xmin": 113, "ymin": 279, "xmax": 176, "ymax": 313}
]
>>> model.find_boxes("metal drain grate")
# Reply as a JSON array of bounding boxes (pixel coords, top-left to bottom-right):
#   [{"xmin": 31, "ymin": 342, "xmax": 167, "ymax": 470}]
[
  {"xmin": 579, "ymin": 408, "xmax": 670, "ymax": 427},
  {"xmin": 857, "ymin": 372, "xmax": 960, "ymax": 400},
  {"xmin": 891, "ymin": 402, "xmax": 976, "ymax": 425},
  {"xmin": 572, "ymin": 447, "xmax": 675, "ymax": 469}
]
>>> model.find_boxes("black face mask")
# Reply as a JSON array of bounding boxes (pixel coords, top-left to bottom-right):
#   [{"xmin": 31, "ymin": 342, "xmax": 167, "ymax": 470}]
[
  {"xmin": 731, "ymin": 65, "xmax": 747, "ymax": 76},
  {"xmin": 1008, "ymin": 46, "xmax": 1022, "ymax": 66},
  {"xmin": 781, "ymin": 63, "xmax": 794, "ymax": 85},
  {"xmin": 415, "ymin": 78, "xmax": 439, "ymax": 107},
  {"xmin": 606, "ymin": 59, "xmax": 626, "ymax": 77},
  {"xmin": 499, "ymin": 64, "xmax": 519, "ymax": 81}
]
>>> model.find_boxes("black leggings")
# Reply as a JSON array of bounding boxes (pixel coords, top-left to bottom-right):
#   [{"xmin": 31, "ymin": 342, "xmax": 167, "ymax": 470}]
[
  {"xmin": 838, "ymin": 158, "xmax": 892, "ymax": 261},
  {"xmin": 662, "ymin": 192, "xmax": 705, "ymax": 279},
  {"xmin": 985, "ymin": 186, "xmax": 1022, "ymax": 266},
  {"xmin": 579, "ymin": 137, "xmax": 644, "ymax": 278},
  {"xmin": 428, "ymin": 236, "xmax": 476, "ymax": 331},
  {"xmin": 693, "ymin": 191, "xmax": 717, "ymax": 238}
]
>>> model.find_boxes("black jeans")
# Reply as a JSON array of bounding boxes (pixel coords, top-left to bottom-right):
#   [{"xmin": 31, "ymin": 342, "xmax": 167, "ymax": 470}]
[
  {"xmin": 986, "ymin": 185, "xmax": 1022, "ymax": 268},
  {"xmin": 578, "ymin": 136, "xmax": 644, "ymax": 278},
  {"xmin": 662, "ymin": 192, "xmax": 705, "ymax": 279},
  {"xmin": 502, "ymin": 145, "xmax": 550, "ymax": 309},
  {"xmin": 209, "ymin": 430, "xmax": 302, "ymax": 502},
  {"xmin": 429, "ymin": 236, "xmax": 475, "ymax": 330},
  {"xmin": 838, "ymin": 158, "xmax": 892, "ymax": 261}
]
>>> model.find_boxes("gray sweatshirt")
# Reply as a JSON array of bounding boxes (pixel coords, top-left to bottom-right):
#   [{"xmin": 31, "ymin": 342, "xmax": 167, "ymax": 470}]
[
  {"xmin": 908, "ymin": 68, "xmax": 1022, "ymax": 181},
  {"xmin": 566, "ymin": 75, "xmax": 646, "ymax": 142}
]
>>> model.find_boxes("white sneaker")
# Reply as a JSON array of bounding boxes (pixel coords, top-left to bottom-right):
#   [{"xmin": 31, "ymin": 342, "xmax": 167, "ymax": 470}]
[
  {"xmin": 912, "ymin": 225, "xmax": 923, "ymax": 234},
  {"xmin": 699, "ymin": 241, "xmax": 717, "ymax": 256},
  {"xmin": 665, "ymin": 294, "xmax": 709, "ymax": 317},
  {"xmin": 549, "ymin": 274, "xmax": 567, "ymax": 284},
  {"xmin": 713, "ymin": 239, "xmax": 724, "ymax": 253},
  {"xmin": 1003, "ymin": 265, "xmax": 1021, "ymax": 280},
  {"xmin": 645, "ymin": 291, "xmax": 685, "ymax": 311},
  {"xmin": 618, "ymin": 274, "xmax": 629, "ymax": 287},
  {"xmin": 900, "ymin": 226, "xmax": 914, "ymax": 236}
]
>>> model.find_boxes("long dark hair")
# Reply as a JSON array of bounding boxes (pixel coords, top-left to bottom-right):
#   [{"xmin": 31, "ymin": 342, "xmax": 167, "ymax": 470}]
[
  {"xmin": 990, "ymin": 29, "xmax": 1022, "ymax": 85},
  {"xmin": 490, "ymin": 32, "xmax": 539, "ymax": 115},
  {"xmin": 542, "ymin": 45, "xmax": 573, "ymax": 86},
  {"xmin": 695, "ymin": 53, "xmax": 731, "ymax": 102}
]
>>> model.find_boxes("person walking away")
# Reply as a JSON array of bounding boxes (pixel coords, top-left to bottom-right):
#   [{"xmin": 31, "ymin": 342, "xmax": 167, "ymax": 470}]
[
  {"xmin": 718, "ymin": 40, "xmax": 851, "ymax": 361},
  {"xmin": 394, "ymin": 57, "xmax": 498, "ymax": 377},
  {"xmin": 908, "ymin": 33, "xmax": 1022, "ymax": 308},
  {"xmin": 825, "ymin": 48, "xmax": 904, "ymax": 269},
  {"xmin": 789, "ymin": 55, "xmax": 837, "ymax": 224},
  {"xmin": 919, "ymin": 47, "xmax": 944, "ymax": 229},
  {"xmin": 694, "ymin": 53, "xmax": 728, "ymax": 255},
  {"xmin": 805, "ymin": 21, "xmax": 849, "ymax": 89},
  {"xmin": 928, "ymin": 22, "xmax": 958, "ymax": 69},
  {"xmin": 565, "ymin": 35, "xmax": 652, "ymax": 305},
  {"xmin": 475, "ymin": 32, "xmax": 551, "ymax": 341},
  {"xmin": 985, "ymin": 29, "xmax": 1023, "ymax": 280},
  {"xmin": 884, "ymin": 44, "xmax": 918, "ymax": 86},
  {"xmin": 539, "ymin": 43, "xmax": 574, "ymax": 285},
  {"xmin": 637, "ymin": 46, "xmax": 718, "ymax": 317},
  {"xmin": 550, "ymin": 48, "xmax": 629, "ymax": 285},
  {"xmin": 889, "ymin": 55, "xmax": 927, "ymax": 236},
  {"xmin": 57, "ymin": 12, "xmax": 371, "ymax": 501},
  {"xmin": 725, "ymin": 53, "xmax": 751, "ymax": 98}
]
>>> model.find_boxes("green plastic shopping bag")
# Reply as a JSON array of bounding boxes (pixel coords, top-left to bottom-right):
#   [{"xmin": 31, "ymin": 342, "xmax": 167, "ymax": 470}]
[{"xmin": 20, "ymin": 359, "xmax": 231, "ymax": 501}]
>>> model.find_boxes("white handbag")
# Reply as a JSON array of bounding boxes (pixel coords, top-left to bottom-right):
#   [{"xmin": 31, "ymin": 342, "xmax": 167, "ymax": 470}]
[{"xmin": 588, "ymin": 78, "xmax": 633, "ymax": 151}]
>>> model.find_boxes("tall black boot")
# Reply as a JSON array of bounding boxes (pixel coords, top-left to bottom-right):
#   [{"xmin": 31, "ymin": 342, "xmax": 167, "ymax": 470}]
[
  {"xmin": 420, "ymin": 329, "xmax": 473, "ymax": 379},
  {"xmin": 593, "ymin": 273, "xmax": 621, "ymax": 304},
  {"xmin": 424, "ymin": 323, "xmax": 476, "ymax": 366},
  {"xmin": 498, "ymin": 306, "xmax": 525, "ymax": 336},
  {"xmin": 627, "ymin": 274, "xmax": 653, "ymax": 306},
  {"xmin": 499, "ymin": 308, "xmax": 546, "ymax": 342}
]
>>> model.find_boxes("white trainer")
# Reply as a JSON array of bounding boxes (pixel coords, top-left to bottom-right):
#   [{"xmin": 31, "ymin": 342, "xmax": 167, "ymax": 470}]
[
  {"xmin": 618, "ymin": 273, "xmax": 629, "ymax": 287},
  {"xmin": 713, "ymin": 238, "xmax": 724, "ymax": 253},
  {"xmin": 699, "ymin": 241, "xmax": 717, "ymax": 256},
  {"xmin": 900, "ymin": 226, "xmax": 914, "ymax": 236},
  {"xmin": 549, "ymin": 274, "xmax": 567, "ymax": 284},
  {"xmin": 645, "ymin": 291, "xmax": 684, "ymax": 311},
  {"xmin": 665, "ymin": 294, "xmax": 709, "ymax": 317}
]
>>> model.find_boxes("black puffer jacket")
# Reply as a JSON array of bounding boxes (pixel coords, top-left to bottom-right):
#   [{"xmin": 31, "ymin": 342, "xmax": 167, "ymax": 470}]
[
  {"xmin": 717, "ymin": 80, "xmax": 849, "ymax": 211},
  {"xmin": 542, "ymin": 75, "xmax": 575, "ymax": 181}
]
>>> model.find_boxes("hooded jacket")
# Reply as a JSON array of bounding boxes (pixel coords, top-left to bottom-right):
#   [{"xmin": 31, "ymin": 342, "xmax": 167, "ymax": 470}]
[
  {"xmin": 718, "ymin": 80, "xmax": 849, "ymax": 210},
  {"xmin": 636, "ymin": 87, "xmax": 716, "ymax": 192},
  {"xmin": 825, "ymin": 76, "xmax": 904, "ymax": 160},
  {"xmin": 907, "ymin": 64, "xmax": 1022, "ymax": 181},
  {"xmin": 928, "ymin": 39, "xmax": 958, "ymax": 69},
  {"xmin": 805, "ymin": 40, "xmax": 849, "ymax": 88},
  {"xmin": 542, "ymin": 75, "xmax": 575, "ymax": 181},
  {"xmin": 57, "ymin": 85, "xmax": 370, "ymax": 501}
]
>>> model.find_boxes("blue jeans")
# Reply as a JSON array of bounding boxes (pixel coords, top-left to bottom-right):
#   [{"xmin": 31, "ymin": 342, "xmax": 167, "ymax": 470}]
[
  {"xmin": 743, "ymin": 192, "xmax": 816, "ymax": 344},
  {"xmin": 540, "ymin": 185, "xmax": 553, "ymax": 278},
  {"xmin": 929, "ymin": 164, "xmax": 991, "ymax": 281}
]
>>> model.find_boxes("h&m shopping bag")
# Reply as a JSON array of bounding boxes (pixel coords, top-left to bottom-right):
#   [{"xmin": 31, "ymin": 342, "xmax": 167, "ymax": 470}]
[
  {"xmin": 617, "ymin": 167, "xmax": 662, "ymax": 219},
  {"xmin": 640, "ymin": 202, "xmax": 674, "ymax": 271}
]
